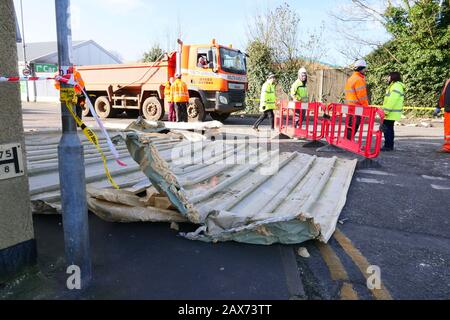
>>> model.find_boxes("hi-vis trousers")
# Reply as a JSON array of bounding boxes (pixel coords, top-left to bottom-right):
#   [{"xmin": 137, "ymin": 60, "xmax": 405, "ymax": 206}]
[{"xmin": 443, "ymin": 112, "xmax": 450, "ymax": 152}]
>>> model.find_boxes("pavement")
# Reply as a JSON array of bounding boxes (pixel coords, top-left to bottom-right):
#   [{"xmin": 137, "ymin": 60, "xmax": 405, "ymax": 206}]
[{"xmin": 1, "ymin": 102, "xmax": 449, "ymax": 300}]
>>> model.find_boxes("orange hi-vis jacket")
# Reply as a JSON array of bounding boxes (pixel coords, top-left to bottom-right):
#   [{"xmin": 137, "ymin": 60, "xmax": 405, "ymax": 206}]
[
  {"xmin": 345, "ymin": 72, "xmax": 369, "ymax": 106},
  {"xmin": 171, "ymin": 79, "xmax": 189, "ymax": 103},
  {"xmin": 164, "ymin": 81, "xmax": 173, "ymax": 103},
  {"xmin": 54, "ymin": 69, "xmax": 85, "ymax": 95},
  {"xmin": 439, "ymin": 79, "xmax": 450, "ymax": 112},
  {"xmin": 439, "ymin": 79, "xmax": 450, "ymax": 151}
]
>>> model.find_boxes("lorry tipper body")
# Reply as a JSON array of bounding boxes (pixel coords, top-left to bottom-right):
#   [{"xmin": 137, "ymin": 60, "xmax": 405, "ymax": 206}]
[{"xmin": 77, "ymin": 39, "xmax": 248, "ymax": 122}]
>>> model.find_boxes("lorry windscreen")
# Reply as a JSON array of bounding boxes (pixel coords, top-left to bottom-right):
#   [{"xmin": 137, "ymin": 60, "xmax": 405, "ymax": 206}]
[{"xmin": 219, "ymin": 48, "xmax": 246, "ymax": 75}]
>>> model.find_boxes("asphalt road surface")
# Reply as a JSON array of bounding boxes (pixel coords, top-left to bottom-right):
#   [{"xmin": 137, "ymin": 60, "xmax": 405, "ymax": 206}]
[{"xmin": 2, "ymin": 102, "xmax": 449, "ymax": 300}]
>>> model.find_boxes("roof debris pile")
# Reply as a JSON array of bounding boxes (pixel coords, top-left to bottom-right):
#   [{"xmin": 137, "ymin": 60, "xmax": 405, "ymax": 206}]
[
  {"xmin": 28, "ymin": 119, "xmax": 357, "ymax": 245},
  {"xmin": 26, "ymin": 120, "xmax": 222, "ymax": 214},
  {"xmin": 88, "ymin": 119, "xmax": 357, "ymax": 245}
]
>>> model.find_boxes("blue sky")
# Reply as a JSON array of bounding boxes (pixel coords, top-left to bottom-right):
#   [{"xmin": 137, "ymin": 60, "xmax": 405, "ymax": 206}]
[{"xmin": 13, "ymin": 0, "xmax": 390, "ymax": 66}]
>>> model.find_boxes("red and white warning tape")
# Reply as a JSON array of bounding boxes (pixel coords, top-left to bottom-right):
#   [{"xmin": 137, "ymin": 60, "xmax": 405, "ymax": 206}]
[
  {"xmin": 0, "ymin": 75, "xmax": 75, "ymax": 84},
  {"xmin": 0, "ymin": 74, "xmax": 126, "ymax": 167},
  {"xmin": 0, "ymin": 76, "xmax": 54, "ymax": 82}
]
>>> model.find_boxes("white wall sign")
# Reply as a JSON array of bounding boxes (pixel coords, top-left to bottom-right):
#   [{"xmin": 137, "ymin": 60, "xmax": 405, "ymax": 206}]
[{"xmin": 0, "ymin": 143, "xmax": 25, "ymax": 180}]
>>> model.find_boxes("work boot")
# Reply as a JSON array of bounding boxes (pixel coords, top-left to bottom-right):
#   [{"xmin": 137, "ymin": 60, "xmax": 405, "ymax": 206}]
[{"xmin": 381, "ymin": 147, "xmax": 394, "ymax": 152}]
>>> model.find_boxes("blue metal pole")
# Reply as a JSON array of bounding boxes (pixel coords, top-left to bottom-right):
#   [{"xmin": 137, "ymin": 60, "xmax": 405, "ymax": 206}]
[{"xmin": 55, "ymin": 0, "xmax": 92, "ymax": 289}]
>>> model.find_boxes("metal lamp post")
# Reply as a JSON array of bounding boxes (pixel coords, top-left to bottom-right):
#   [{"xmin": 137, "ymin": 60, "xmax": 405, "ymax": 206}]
[{"xmin": 55, "ymin": 0, "xmax": 92, "ymax": 290}]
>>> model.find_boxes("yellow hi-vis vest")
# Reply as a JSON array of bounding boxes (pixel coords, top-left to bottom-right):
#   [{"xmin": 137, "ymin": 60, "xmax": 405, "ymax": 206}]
[
  {"xmin": 171, "ymin": 79, "xmax": 189, "ymax": 103},
  {"xmin": 290, "ymin": 79, "xmax": 309, "ymax": 102},
  {"xmin": 164, "ymin": 81, "xmax": 173, "ymax": 103},
  {"xmin": 383, "ymin": 81, "xmax": 405, "ymax": 121},
  {"xmin": 260, "ymin": 81, "xmax": 276, "ymax": 112}
]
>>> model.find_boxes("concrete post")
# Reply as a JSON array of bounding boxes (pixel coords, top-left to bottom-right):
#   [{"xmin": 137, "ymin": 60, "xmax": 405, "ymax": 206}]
[{"xmin": 0, "ymin": 0, "xmax": 36, "ymax": 281}]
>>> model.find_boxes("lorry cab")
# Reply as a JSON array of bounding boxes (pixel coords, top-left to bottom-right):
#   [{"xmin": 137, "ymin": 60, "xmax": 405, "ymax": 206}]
[
  {"xmin": 178, "ymin": 40, "xmax": 248, "ymax": 122},
  {"xmin": 78, "ymin": 39, "xmax": 247, "ymax": 123}
]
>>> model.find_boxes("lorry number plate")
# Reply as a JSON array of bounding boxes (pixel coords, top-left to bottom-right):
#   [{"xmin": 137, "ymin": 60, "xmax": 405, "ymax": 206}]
[{"xmin": 0, "ymin": 143, "xmax": 24, "ymax": 180}]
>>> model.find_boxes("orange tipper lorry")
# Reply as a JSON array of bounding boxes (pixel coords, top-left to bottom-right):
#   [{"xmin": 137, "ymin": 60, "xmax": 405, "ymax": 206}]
[{"xmin": 77, "ymin": 39, "xmax": 247, "ymax": 122}]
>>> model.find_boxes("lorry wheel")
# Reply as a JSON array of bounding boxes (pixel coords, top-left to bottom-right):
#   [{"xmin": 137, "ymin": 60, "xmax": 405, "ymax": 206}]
[
  {"xmin": 188, "ymin": 98, "xmax": 206, "ymax": 122},
  {"xmin": 82, "ymin": 95, "xmax": 96, "ymax": 117},
  {"xmin": 81, "ymin": 103, "xmax": 91, "ymax": 117},
  {"xmin": 210, "ymin": 112, "xmax": 230, "ymax": 123},
  {"xmin": 94, "ymin": 96, "xmax": 117, "ymax": 118},
  {"xmin": 142, "ymin": 97, "xmax": 164, "ymax": 121}
]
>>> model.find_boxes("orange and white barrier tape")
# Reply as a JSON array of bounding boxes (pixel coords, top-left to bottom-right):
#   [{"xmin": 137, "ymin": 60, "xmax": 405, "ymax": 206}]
[
  {"xmin": 0, "ymin": 74, "xmax": 127, "ymax": 167},
  {"xmin": 1, "ymin": 76, "xmax": 55, "ymax": 82},
  {"xmin": 0, "ymin": 74, "xmax": 75, "ymax": 84}
]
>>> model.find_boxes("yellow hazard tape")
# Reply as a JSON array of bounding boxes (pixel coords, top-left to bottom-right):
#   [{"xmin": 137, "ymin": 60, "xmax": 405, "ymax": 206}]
[
  {"xmin": 60, "ymin": 89, "xmax": 120, "ymax": 189},
  {"xmin": 403, "ymin": 107, "xmax": 436, "ymax": 111},
  {"xmin": 372, "ymin": 104, "xmax": 436, "ymax": 111},
  {"xmin": 60, "ymin": 88, "xmax": 78, "ymax": 104},
  {"xmin": 248, "ymin": 97, "xmax": 436, "ymax": 111}
]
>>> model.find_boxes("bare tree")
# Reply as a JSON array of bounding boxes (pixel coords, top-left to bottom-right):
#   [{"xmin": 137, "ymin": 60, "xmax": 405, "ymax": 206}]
[
  {"xmin": 246, "ymin": 2, "xmax": 327, "ymax": 69},
  {"xmin": 245, "ymin": 4, "xmax": 277, "ymax": 48},
  {"xmin": 329, "ymin": 0, "xmax": 400, "ymax": 64},
  {"xmin": 163, "ymin": 14, "xmax": 186, "ymax": 52},
  {"xmin": 272, "ymin": 3, "xmax": 300, "ymax": 63},
  {"xmin": 246, "ymin": 2, "xmax": 328, "ymax": 94},
  {"xmin": 164, "ymin": 25, "xmax": 174, "ymax": 53},
  {"xmin": 300, "ymin": 22, "xmax": 328, "ymax": 70},
  {"xmin": 329, "ymin": 0, "xmax": 449, "ymax": 64}
]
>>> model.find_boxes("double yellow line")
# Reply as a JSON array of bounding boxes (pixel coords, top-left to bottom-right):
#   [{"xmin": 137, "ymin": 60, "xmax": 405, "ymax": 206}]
[
  {"xmin": 317, "ymin": 228, "xmax": 393, "ymax": 300},
  {"xmin": 316, "ymin": 242, "xmax": 358, "ymax": 300}
]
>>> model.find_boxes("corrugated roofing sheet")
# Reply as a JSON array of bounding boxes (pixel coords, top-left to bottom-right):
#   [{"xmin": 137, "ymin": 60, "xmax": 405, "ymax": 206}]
[
  {"xmin": 27, "ymin": 129, "xmax": 175, "ymax": 213},
  {"xmin": 27, "ymin": 120, "xmax": 357, "ymax": 245}
]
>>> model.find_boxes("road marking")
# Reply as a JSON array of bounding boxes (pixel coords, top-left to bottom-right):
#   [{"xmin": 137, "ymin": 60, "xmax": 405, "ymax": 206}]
[
  {"xmin": 356, "ymin": 178, "xmax": 385, "ymax": 185},
  {"xmin": 317, "ymin": 243, "xmax": 349, "ymax": 281},
  {"xmin": 422, "ymin": 175, "xmax": 447, "ymax": 181},
  {"xmin": 358, "ymin": 170, "xmax": 395, "ymax": 176},
  {"xmin": 340, "ymin": 282, "xmax": 359, "ymax": 300},
  {"xmin": 333, "ymin": 229, "xmax": 393, "ymax": 300},
  {"xmin": 431, "ymin": 184, "xmax": 450, "ymax": 190},
  {"xmin": 316, "ymin": 243, "xmax": 359, "ymax": 300}
]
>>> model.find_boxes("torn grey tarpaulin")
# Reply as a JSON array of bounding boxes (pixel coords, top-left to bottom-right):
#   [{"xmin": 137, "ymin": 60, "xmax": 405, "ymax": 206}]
[
  {"xmin": 117, "ymin": 120, "xmax": 357, "ymax": 245},
  {"xmin": 87, "ymin": 187, "xmax": 188, "ymax": 223}
]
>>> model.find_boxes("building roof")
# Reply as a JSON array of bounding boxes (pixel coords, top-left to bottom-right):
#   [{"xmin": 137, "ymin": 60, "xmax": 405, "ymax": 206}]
[
  {"xmin": 17, "ymin": 40, "xmax": 84, "ymax": 62},
  {"xmin": 17, "ymin": 40, "xmax": 122, "ymax": 64}
]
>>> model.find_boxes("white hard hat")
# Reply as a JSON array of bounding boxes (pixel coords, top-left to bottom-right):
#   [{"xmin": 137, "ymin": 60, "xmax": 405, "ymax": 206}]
[
  {"xmin": 175, "ymin": 73, "xmax": 181, "ymax": 78},
  {"xmin": 299, "ymin": 67, "xmax": 307, "ymax": 75},
  {"xmin": 354, "ymin": 59, "xmax": 368, "ymax": 69}
]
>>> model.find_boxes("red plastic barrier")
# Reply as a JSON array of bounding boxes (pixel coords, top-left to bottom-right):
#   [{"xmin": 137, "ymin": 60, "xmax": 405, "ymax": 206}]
[
  {"xmin": 275, "ymin": 101, "xmax": 327, "ymax": 141},
  {"xmin": 325, "ymin": 103, "xmax": 385, "ymax": 159}
]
